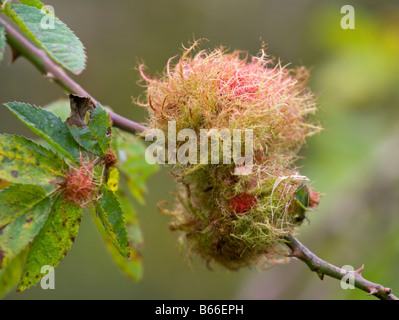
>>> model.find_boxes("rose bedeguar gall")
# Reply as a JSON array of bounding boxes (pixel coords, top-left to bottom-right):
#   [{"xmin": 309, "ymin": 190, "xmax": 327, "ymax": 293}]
[{"xmin": 137, "ymin": 42, "xmax": 321, "ymax": 270}]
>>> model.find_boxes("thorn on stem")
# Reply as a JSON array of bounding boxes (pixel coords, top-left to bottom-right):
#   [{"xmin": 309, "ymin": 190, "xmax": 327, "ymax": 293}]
[
  {"xmin": 290, "ymin": 247, "xmax": 308, "ymax": 261},
  {"xmin": 316, "ymin": 271, "xmax": 325, "ymax": 280},
  {"xmin": 45, "ymin": 72, "xmax": 56, "ymax": 80},
  {"xmin": 366, "ymin": 287, "xmax": 379, "ymax": 296},
  {"xmin": 354, "ymin": 264, "xmax": 364, "ymax": 276},
  {"xmin": 10, "ymin": 47, "xmax": 21, "ymax": 64}
]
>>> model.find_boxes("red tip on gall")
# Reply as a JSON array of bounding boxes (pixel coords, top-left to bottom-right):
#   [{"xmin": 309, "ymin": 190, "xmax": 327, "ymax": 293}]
[{"xmin": 229, "ymin": 193, "xmax": 258, "ymax": 214}]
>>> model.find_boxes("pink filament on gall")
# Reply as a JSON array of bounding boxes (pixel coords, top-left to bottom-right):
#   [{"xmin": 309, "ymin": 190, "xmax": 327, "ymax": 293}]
[{"xmin": 57, "ymin": 158, "xmax": 100, "ymax": 207}]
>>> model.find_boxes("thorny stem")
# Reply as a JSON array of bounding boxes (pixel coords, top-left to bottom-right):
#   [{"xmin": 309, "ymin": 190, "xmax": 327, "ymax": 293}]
[
  {"xmin": 0, "ymin": 17, "xmax": 147, "ymax": 134},
  {"xmin": 285, "ymin": 235, "xmax": 398, "ymax": 301}
]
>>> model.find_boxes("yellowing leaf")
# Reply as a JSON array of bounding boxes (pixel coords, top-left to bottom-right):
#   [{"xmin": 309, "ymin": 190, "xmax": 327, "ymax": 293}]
[
  {"xmin": 107, "ymin": 167, "xmax": 119, "ymax": 192},
  {"xmin": 17, "ymin": 196, "xmax": 82, "ymax": 292},
  {"xmin": 0, "ymin": 134, "xmax": 66, "ymax": 186},
  {"xmin": 0, "ymin": 184, "xmax": 52, "ymax": 269}
]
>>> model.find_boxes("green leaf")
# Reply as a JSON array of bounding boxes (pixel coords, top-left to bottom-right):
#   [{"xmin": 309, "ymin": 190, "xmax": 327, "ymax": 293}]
[
  {"xmin": 4, "ymin": 4, "xmax": 86, "ymax": 74},
  {"xmin": 295, "ymin": 183, "xmax": 310, "ymax": 210},
  {"xmin": 68, "ymin": 104, "xmax": 112, "ymax": 156},
  {"xmin": 117, "ymin": 185, "xmax": 143, "ymax": 246},
  {"xmin": 116, "ymin": 133, "xmax": 159, "ymax": 204},
  {"xmin": 18, "ymin": 0, "xmax": 45, "ymax": 9},
  {"xmin": 17, "ymin": 196, "xmax": 82, "ymax": 292},
  {"xmin": 68, "ymin": 125, "xmax": 104, "ymax": 156},
  {"xmin": 94, "ymin": 180, "xmax": 144, "ymax": 281},
  {"xmin": 94, "ymin": 216, "xmax": 143, "ymax": 282},
  {"xmin": 0, "ymin": 183, "xmax": 49, "ymax": 228},
  {"xmin": 0, "ymin": 24, "xmax": 6, "ymax": 66},
  {"xmin": 293, "ymin": 184, "xmax": 310, "ymax": 224},
  {"xmin": 0, "ymin": 184, "xmax": 52, "ymax": 269},
  {"xmin": 0, "ymin": 134, "xmax": 66, "ymax": 185},
  {"xmin": 96, "ymin": 186, "xmax": 129, "ymax": 258},
  {"xmin": 0, "ymin": 249, "xmax": 28, "ymax": 298},
  {"xmin": 4, "ymin": 102, "xmax": 81, "ymax": 162},
  {"xmin": 88, "ymin": 104, "xmax": 112, "ymax": 154},
  {"xmin": 107, "ymin": 246, "xmax": 142, "ymax": 281}
]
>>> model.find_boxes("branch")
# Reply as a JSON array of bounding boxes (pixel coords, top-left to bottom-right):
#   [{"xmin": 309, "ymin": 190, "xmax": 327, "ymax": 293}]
[
  {"xmin": 285, "ymin": 235, "xmax": 398, "ymax": 300},
  {"xmin": 0, "ymin": 17, "xmax": 147, "ymax": 135}
]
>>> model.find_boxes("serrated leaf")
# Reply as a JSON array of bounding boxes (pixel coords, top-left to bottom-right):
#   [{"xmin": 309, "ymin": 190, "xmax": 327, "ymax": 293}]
[
  {"xmin": 94, "ymin": 181, "xmax": 144, "ymax": 281},
  {"xmin": 18, "ymin": 0, "xmax": 45, "ymax": 9},
  {"xmin": 0, "ymin": 249, "xmax": 28, "ymax": 298},
  {"xmin": 4, "ymin": 4, "xmax": 86, "ymax": 74},
  {"xmin": 0, "ymin": 184, "xmax": 52, "ymax": 269},
  {"xmin": 96, "ymin": 186, "xmax": 129, "ymax": 258},
  {"xmin": 0, "ymin": 134, "xmax": 66, "ymax": 185},
  {"xmin": 117, "ymin": 185, "xmax": 143, "ymax": 246},
  {"xmin": 68, "ymin": 125, "xmax": 104, "ymax": 156},
  {"xmin": 17, "ymin": 196, "xmax": 82, "ymax": 292},
  {"xmin": 88, "ymin": 104, "xmax": 112, "ymax": 154},
  {"xmin": 94, "ymin": 213, "xmax": 142, "ymax": 281},
  {"xmin": 4, "ymin": 102, "xmax": 81, "ymax": 162},
  {"xmin": 0, "ymin": 24, "xmax": 6, "ymax": 66},
  {"xmin": 116, "ymin": 134, "xmax": 159, "ymax": 204}
]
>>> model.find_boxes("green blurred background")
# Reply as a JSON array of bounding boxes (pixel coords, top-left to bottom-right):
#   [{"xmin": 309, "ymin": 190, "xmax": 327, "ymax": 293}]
[{"xmin": 1, "ymin": 0, "xmax": 399, "ymax": 300}]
